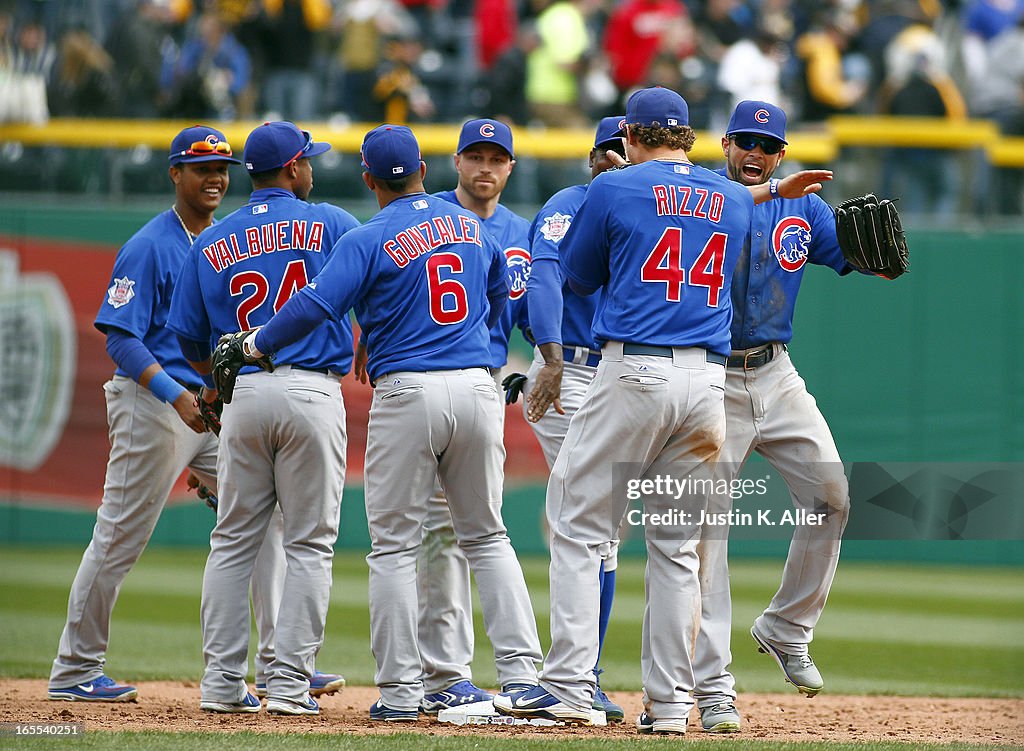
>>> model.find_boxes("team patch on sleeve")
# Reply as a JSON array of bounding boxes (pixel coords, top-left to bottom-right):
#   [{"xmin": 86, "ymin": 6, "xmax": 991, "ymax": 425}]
[
  {"xmin": 539, "ymin": 212, "xmax": 572, "ymax": 242},
  {"xmin": 106, "ymin": 276, "xmax": 136, "ymax": 308}
]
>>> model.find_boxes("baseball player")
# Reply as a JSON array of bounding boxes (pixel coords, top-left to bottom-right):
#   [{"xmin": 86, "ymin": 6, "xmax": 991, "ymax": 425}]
[
  {"xmin": 46, "ymin": 126, "xmax": 299, "ymax": 704},
  {"xmin": 691, "ymin": 100, "xmax": 888, "ymax": 731},
  {"xmin": 494, "ymin": 87, "xmax": 754, "ymax": 732},
  {"xmin": 416, "ymin": 118, "xmax": 534, "ymax": 712},
  {"xmin": 167, "ymin": 121, "xmax": 359, "ymax": 716},
  {"xmin": 513, "ymin": 115, "xmax": 628, "ymax": 723},
  {"xmin": 233, "ymin": 124, "xmax": 542, "ymax": 721}
]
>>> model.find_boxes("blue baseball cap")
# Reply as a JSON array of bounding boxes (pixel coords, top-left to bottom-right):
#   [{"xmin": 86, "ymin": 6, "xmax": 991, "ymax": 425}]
[
  {"xmin": 725, "ymin": 100, "xmax": 788, "ymax": 144},
  {"xmin": 361, "ymin": 124, "xmax": 422, "ymax": 179},
  {"xmin": 594, "ymin": 116, "xmax": 626, "ymax": 148},
  {"xmin": 168, "ymin": 125, "xmax": 240, "ymax": 165},
  {"xmin": 242, "ymin": 121, "xmax": 331, "ymax": 173},
  {"xmin": 457, "ymin": 118, "xmax": 515, "ymax": 159},
  {"xmin": 625, "ymin": 87, "xmax": 689, "ymax": 128}
]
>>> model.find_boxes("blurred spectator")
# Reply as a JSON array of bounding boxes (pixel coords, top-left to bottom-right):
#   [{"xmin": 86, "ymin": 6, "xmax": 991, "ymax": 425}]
[
  {"xmin": 960, "ymin": 0, "xmax": 1024, "ymax": 94},
  {"xmin": 526, "ymin": 0, "xmax": 599, "ymax": 127},
  {"xmin": 160, "ymin": 12, "xmax": 251, "ymax": 119},
  {"xmin": 877, "ymin": 23, "xmax": 967, "ymax": 216},
  {"xmin": 48, "ymin": 28, "xmax": 119, "ymax": 117},
  {"xmin": 0, "ymin": 18, "xmax": 54, "ymax": 124},
  {"xmin": 477, "ymin": 21, "xmax": 537, "ymax": 124},
  {"xmin": 255, "ymin": 0, "xmax": 332, "ymax": 121},
  {"xmin": 717, "ymin": 27, "xmax": 789, "ymax": 111},
  {"xmin": 858, "ymin": 0, "xmax": 938, "ymax": 91},
  {"xmin": 373, "ymin": 31, "xmax": 436, "ymax": 122},
  {"xmin": 967, "ymin": 14, "xmax": 1024, "ymax": 214},
  {"xmin": 794, "ymin": 9, "xmax": 869, "ymax": 123},
  {"xmin": 602, "ymin": 0, "xmax": 695, "ymax": 107},
  {"xmin": 335, "ymin": 0, "xmax": 413, "ymax": 121},
  {"xmin": 105, "ymin": 0, "xmax": 174, "ymax": 118},
  {"xmin": 475, "ymin": 0, "xmax": 516, "ymax": 70}
]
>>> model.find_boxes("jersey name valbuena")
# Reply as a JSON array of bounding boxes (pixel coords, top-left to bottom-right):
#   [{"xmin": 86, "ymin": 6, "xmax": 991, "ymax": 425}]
[{"xmin": 199, "ymin": 218, "xmax": 327, "ymax": 272}]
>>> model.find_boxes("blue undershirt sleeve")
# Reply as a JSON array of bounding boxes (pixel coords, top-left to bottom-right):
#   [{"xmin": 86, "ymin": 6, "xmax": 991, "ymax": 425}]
[
  {"xmin": 254, "ymin": 288, "xmax": 330, "ymax": 355},
  {"xmin": 527, "ymin": 258, "xmax": 563, "ymax": 346},
  {"xmin": 176, "ymin": 334, "xmax": 211, "ymax": 364},
  {"xmin": 105, "ymin": 328, "xmax": 158, "ymax": 382}
]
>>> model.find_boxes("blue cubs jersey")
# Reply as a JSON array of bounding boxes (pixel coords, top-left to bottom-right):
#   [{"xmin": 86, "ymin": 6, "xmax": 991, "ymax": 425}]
[
  {"xmin": 716, "ymin": 168, "xmax": 852, "ymax": 349},
  {"xmin": 434, "ymin": 190, "xmax": 530, "ymax": 367},
  {"xmin": 167, "ymin": 187, "xmax": 360, "ymax": 374},
  {"xmin": 561, "ymin": 161, "xmax": 754, "ymax": 357},
  {"xmin": 529, "ymin": 184, "xmax": 601, "ymax": 350},
  {"xmin": 95, "ymin": 209, "xmax": 207, "ymax": 388},
  {"xmin": 300, "ymin": 193, "xmax": 508, "ymax": 382}
]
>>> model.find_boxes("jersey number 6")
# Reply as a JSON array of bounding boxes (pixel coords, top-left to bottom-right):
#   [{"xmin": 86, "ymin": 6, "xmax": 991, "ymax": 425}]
[
  {"xmin": 230, "ymin": 259, "xmax": 309, "ymax": 330},
  {"xmin": 427, "ymin": 252, "xmax": 469, "ymax": 325},
  {"xmin": 640, "ymin": 228, "xmax": 727, "ymax": 306}
]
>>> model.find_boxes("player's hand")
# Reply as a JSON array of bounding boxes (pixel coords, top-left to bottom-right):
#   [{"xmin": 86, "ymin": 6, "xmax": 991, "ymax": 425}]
[
  {"xmin": 607, "ymin": 151, "xmax": 630, "ymax": 168},
  {"xmin": 186, "ymin": 471, "xmax": 218, "ymax": 512},
  {"xmin": 353, "ymin": 339, "xmax": 368, "ymax": 384},
  {"xmin": 173, "ymin": 390, "xmax": 207, "ymax": 434},
  {"xmin": 778, "ymin": 169, "xmax": 833, "ymax": 199},
  {"xmin": 526, "ymin": 362, "xmax": 565, "ymax": 423}
]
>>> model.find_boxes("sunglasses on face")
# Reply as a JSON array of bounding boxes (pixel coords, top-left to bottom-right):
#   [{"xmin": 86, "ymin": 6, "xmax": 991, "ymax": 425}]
[
  {"xmin": 732, "ymin": 134, "xmax": 784, "ymax": 155},
  {"xmin": 179, "ymin": 140, "xmax": 233, "ymax": 158}
]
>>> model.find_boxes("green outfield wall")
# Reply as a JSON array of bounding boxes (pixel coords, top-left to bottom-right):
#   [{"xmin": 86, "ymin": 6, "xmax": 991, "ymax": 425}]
[{"xmin": 1, "ymin": 203, "xmax": 1021, "ymax": 565}]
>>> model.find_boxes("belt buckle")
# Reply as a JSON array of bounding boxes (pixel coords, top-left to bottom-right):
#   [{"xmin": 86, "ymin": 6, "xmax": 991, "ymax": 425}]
[{"xmin": 743, "ymin": 349, "xmax": 759, "ymax": 370}]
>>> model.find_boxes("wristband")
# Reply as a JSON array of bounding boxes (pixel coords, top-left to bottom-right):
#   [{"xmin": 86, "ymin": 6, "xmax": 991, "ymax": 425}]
[
  {"xmin": 149, "ymin": 371, "xmax": 186, "ymax": 404},
  {"xmin": 769, "ymin": 178, "xmax": 780, "ymax": 197},
  {"xmin": 243, "ymin": 329, "xmax": 264, "ymax": 360}
]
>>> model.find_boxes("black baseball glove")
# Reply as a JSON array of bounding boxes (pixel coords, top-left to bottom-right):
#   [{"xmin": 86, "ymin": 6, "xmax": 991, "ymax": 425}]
[
  {"xmin": 211, "ymin": 330, "xmax": 274, "ymax": 404},
  {"xmin": 198, "ymin": 392, "xmax": 223, "ymax": 435},
  {"xmin": 834, "ymin": 194, "xmax": 909, "ymax": 279},
  {"xmin": 501, "ymin": 372, "xmax": 528, "ymax": 405}
]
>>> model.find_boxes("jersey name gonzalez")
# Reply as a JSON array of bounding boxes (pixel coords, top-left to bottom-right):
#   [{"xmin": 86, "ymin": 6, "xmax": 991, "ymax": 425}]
[
  {"xmin": 652, "ymin": 184, "xmax": 726, "ymax": 222},
  {"xmin": 200, "ymin": 219, "xmax": 327, "ymax": 273},
  {"xmin": 383, "ymin": 215, "xmax": 482, "ymax": 268}
]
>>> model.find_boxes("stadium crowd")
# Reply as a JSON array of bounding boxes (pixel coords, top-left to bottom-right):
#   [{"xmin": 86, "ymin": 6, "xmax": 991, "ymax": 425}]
[{"xmin": 0, "ymin": 0, "xmax": 1022, "ymax": 215}]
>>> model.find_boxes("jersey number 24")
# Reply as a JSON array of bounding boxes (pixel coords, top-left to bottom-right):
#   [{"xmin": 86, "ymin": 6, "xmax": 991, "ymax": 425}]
[
  {"xmin": 640, "ymin": 228, "xmax": 727, "ymax": 306},
  {"xmin": 230, "ymin": 259, "xmax": 308, "ymax": 330}
]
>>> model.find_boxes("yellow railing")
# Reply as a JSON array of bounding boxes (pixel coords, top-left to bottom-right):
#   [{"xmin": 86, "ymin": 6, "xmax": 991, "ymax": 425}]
[{"xmin": 0, "ymin": 115, "xmax": 1015, "ymax": 166}]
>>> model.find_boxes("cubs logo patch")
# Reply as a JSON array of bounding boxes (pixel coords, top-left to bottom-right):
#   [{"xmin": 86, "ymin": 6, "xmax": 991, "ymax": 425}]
[
  {"xmin": 480, "ymin": 122, "xmax": 495, "ymax": 137},
  {"xmin": 772, "ymin": 216, "xmax": 812, "ymax": 272},
  {"xmin": 107, "ymin": 276, "xmax": 136, "ymax": 308},
  {"xmin": 540, "ymin": 212, "xmax": 571, "ymax": 242},
  {"xmin": 504, "ymin": 247, "xmax": 531, "ymax": 300},
  {"xmin": 755, "ymin": 108, "xmax": 770, "ymax": 123}
]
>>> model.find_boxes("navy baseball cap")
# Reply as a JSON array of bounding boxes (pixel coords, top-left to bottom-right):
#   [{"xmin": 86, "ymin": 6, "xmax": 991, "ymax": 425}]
[
  {"xmin": 242, "ymin": 121, "xmax": 331, "ymax": 173},
  {"xmin": 457, "ymin": 118, "xmax": 515, "ymax": 159},
  {"xmin": 361, "ymin": 124, "xmax": 422, "ymax": 179},
  {"xmin": 594, "ymin": 116, "xmax": 626, "ymax": 148},
  {"xmin": 725, "ymin": 100, "xmax": 788, "ymax": 144},
  {"xmin": 168, "ymin": 125, "xmax": 240, "ymax": 165},
  {"xmin": 625, "ymin": 87, "xmax": 689, "ymax": 128}
]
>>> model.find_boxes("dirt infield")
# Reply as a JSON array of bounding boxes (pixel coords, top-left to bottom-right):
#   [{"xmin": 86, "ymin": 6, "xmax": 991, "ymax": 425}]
[{"xmin": 3, "ymin": 680, "xmax": 1021, "ymax": 745}]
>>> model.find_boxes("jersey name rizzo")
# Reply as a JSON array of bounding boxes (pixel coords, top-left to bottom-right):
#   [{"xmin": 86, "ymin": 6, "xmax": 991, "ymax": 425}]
[
  {"xmin": 383, "ymin": 215, "xmax": 482, "ymax": 269},
  {"xmin": 201, "ymin": 220, "xmax": 326, "ymax": 273},
  {"xmin": 652, "ymin": 185, "xmax": 725, "ymax": 223}
]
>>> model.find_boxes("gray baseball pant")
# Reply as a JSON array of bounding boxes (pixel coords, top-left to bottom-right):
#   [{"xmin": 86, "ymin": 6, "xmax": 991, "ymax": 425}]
[
  {"xmin": 539, "ymin": 342, "xmax": 726, "ymax": 721},
  {"xmin": 692, "ymin": 346, "xmax": 850, "ymax": 706},
  {"xmin": 367, "ymin": 369, "xmax": 541, "ymax": 711}
]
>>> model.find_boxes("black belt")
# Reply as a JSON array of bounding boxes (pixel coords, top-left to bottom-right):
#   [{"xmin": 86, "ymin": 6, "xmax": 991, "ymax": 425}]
[
  {"xmin": 727, "ymin": 344, "xmax": 784, "ymax": 370},
  {"xmin": 621, "ymin": 343, "xmax": 727, "ymax": 366},
  {"xmin": 562, "ymin": 345, "xmax": 602, "ymax": 367},
  {"xmin": 292, "ymin": 366, "xmax": 331, "ymax": 375}
]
